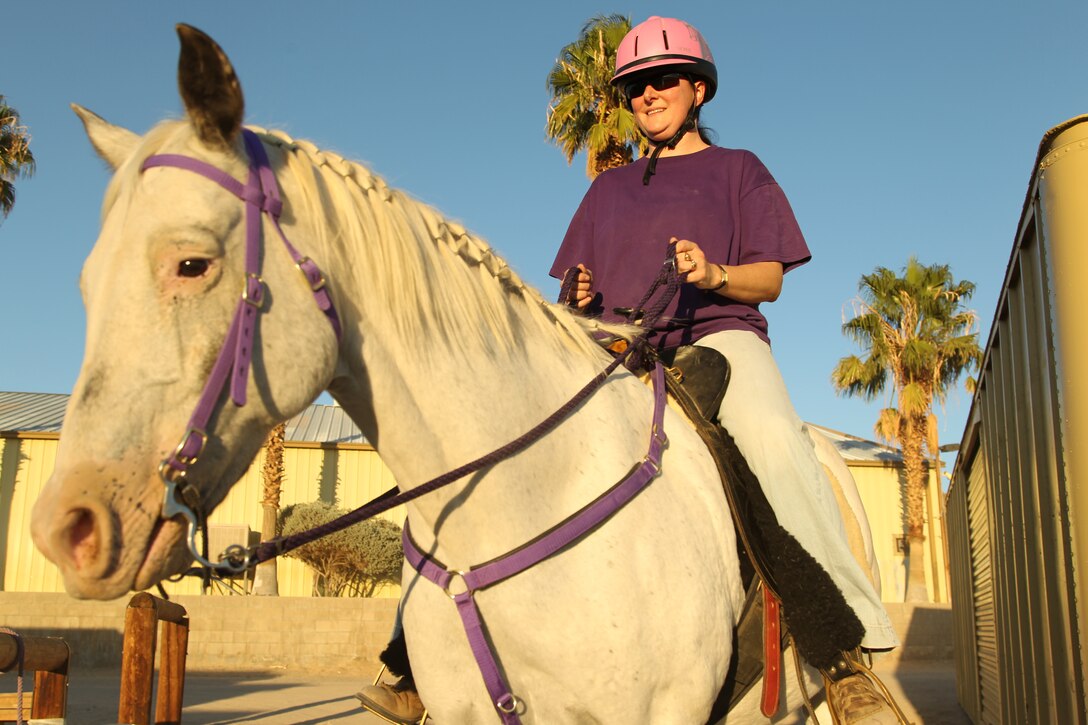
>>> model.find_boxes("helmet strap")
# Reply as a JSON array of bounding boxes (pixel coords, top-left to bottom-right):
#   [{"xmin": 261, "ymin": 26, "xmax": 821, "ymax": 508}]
[{"xmin": 642, "ymin": 102, "xmax": 699, "ymax": 186}]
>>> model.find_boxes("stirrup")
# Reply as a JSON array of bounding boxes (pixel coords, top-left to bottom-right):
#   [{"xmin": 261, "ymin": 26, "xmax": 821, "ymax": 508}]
[
  {"xmin": 358, "ymin": 663, "xmax": 431, "ymax": 725},
  {"xmin": 821, "ymin": 651, "xmax": 912, "ymax": 725}
]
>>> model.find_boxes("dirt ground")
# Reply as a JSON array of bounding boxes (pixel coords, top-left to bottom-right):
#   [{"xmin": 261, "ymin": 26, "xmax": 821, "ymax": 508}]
[{"xmin": 1, "ymin": 658, "xmax": 968, "ymax": 724}]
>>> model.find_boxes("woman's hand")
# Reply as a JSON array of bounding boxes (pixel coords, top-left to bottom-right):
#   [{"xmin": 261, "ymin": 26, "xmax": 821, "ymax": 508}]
[
  {"xmin": 565, "ymin": 263, "xmax": 595, "ymax": 308},
  {"xmin": 671, "ymin": 238, "xmax": 719, "ymax": 289},
  {"xmin": 670, "ymin": 237, "xmax": 783, "ymax": 302}
]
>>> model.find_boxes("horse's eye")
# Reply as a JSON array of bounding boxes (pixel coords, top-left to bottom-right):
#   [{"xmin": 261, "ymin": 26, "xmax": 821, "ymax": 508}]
[{"xmin": 178, "ymin": 259, "xmax": 210, "ymax": 278}]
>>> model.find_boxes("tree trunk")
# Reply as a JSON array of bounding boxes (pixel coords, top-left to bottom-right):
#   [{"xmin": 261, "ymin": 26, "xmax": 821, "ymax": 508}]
[
  {"xmin": 904, "ymin": 533, "xmax": 929, "ymax": 602},
  {"xmin": 901, "ymin": 414, "xmax": 930, "ymax": 602},
  {"xmin": 252, "ymin": 504, "xmax": 279, "ymax": 595},
  {"xmin": 253, "ymin": 422, "xmax": 286, "ymax": 596}
]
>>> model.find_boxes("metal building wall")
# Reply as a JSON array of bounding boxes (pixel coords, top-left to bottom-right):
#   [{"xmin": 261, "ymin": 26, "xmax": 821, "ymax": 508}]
[
  {"xmin": 947, "ymin": 116, "xmax": 1088, "ymax": 723},
  {"xmin": 0, "ymin": 433, "xmax": 404, "ymax": 598},
  {"xmin": 0, "ymin": 435, "xmax": 64, "ymax": 594},
  {"xmin": 848, "ymin": 462, "xmax": 949, "ymax": 603}
]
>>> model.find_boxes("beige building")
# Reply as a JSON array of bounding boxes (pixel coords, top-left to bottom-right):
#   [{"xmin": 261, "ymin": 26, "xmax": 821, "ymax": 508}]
[
  {"xmin": 0, "ymin": 392, "xmax": 402, "ymax": 599},
  {"xmin": 1, "ymin": 392, "xmax": 948, "ymax": 603}
]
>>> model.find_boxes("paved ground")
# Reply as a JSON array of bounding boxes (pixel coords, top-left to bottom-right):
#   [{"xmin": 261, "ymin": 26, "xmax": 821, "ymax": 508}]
[{"xmin": 2, "ymin": 659, "xmax": 968, "ymax": 723}]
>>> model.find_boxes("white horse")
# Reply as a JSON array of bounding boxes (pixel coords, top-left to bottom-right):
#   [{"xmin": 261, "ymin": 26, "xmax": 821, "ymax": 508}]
[{"xmin": 31, "ymin": 25, "xmax": 875, "ymax": 724}]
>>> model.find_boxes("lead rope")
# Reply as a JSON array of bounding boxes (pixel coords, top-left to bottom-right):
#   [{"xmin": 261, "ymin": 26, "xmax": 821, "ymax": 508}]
[
  {"xmin": 0, "ymin": 627, "xmax": 25, "ymax": 725},
  {"xmin": 251, "ymin": 341, "xmax": 634, "ymax": 565},
  {"xmin": 559, "ymin": 241, "xmax": 680, "ymax": 371}
]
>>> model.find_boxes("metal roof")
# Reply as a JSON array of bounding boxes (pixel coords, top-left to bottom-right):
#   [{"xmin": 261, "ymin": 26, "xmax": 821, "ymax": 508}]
[
  {"xmin": 1, "ymin": 392, "xmax": 899, "ymax": 461},
  {"xmin": 807, "ymin": 423, "xmax": 903, "ymax": 463},
  {"xmin": 0, "ymin": 391, "xmax": 368, "ymax": 445},
  {"xmin": 0, "ymin": 392, "xmax": 69, "ymax": 434},
  {"xmin": 284, "ymin": 403, "xmax": 367, "ymax": 445}
]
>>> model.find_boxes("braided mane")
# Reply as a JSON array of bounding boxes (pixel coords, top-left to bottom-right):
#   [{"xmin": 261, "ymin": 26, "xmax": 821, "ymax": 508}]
[
  {"xmin": 253, "ymin": 127, "xmax": 622, "ymax": 364},
  {"xmin": 101, "ymin": 120, "xmax": 625, "ymax": 365}
]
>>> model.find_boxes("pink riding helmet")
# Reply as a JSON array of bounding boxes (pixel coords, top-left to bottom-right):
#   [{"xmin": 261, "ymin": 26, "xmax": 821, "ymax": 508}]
[{"xmin": 611, "ymin": 16, "xmax": 718, "ymax": 102}]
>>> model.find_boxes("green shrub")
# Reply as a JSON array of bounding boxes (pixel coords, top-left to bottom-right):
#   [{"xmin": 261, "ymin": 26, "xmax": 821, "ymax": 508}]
[{"xmin": 278, "ymin": 502, "xmax": 403, "ymax": 596}]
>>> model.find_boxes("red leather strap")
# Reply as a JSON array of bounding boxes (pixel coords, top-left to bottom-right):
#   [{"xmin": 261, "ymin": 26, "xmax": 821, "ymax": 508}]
[{"xmin": 760, "ymin": 586, "xmax": 782, "ymax": 718}]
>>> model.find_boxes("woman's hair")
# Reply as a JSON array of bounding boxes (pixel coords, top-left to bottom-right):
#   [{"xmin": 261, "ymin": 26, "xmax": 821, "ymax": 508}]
[{"xmin": 693, "ymin": 106, "xmax": 717, "ymax": 146}]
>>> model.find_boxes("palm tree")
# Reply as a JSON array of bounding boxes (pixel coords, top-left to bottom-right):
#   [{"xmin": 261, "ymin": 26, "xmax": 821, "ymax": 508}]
[
  {"xmin": 252, "ymin": 422, "xmax": 286, "ymax": 595},
  {"xmin": 1, "ymin": 96, "xmax": 36, "ymax": 223},
  {"xmin": 832, "ymin": 258, "xmax": 982, "ymax": 601},
  {"xmin": 546, "ymin": 14, "xmax": 647, "ymax": 179}
]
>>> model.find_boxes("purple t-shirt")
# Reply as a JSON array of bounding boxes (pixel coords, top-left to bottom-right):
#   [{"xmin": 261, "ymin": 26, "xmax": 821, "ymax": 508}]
[{"xmin": 550, "ymin": 146, "xmax": 810, "ymax": 349}]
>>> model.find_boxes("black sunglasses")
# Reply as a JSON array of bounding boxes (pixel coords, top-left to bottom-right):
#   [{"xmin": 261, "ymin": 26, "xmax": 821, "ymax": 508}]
[{"xmin": 623, "ymin": 72, "xmax": 686, "ymax": 100}]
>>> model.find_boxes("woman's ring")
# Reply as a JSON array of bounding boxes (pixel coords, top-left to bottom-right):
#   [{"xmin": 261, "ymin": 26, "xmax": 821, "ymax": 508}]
[
  {"xmin": 691, "ymin": 260, "xmax": 698, "ymax": 270},
  {"xmin": 684, "ymin": 253, "xmax": 692, "ymax": 262}
]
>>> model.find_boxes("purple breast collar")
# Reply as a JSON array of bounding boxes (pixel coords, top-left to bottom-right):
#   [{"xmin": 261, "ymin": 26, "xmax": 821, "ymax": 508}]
[
  {"xmin": 402, "ymin": 363, "xmax": 669, "ymax": 723},
  {"xmin": 140, "ymin": 129, "xmax": 341, "ymax": 570}
]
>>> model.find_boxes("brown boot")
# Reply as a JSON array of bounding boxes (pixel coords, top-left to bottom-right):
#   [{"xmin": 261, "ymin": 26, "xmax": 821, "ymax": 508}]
[
  {"xmin": 826, "ymin": 672, "xmax": 903, "ymax": 725},
  {"xmin": 355, "ymin": 677, "xmax": 425, "ymax": 724}
]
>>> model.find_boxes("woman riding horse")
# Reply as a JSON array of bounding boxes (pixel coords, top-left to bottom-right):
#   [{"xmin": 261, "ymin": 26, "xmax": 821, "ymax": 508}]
[
  {"xmin": 360, "ymin": 15, "xmax": 902, "ymax": 725},
  {"xmin": 552, "ymin": 14, "xmax": 903, "ymax": 724}
]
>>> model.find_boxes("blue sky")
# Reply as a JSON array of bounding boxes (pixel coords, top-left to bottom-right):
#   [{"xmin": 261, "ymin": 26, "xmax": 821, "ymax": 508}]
[{"xmin": 3, "ymin": 1, "xmax": 1085, "ymax": 462}]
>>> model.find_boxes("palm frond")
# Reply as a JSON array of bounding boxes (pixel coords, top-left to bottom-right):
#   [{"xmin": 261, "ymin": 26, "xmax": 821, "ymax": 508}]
[
  {"xmin": 0, "ymin": 95, "xmax": 36, "ymax": 220},
  {"xmin": 839, "ymin": 258, "xmax": 982, "ymax": 489},
  {"xmin": 545, "ymin": 15, "xmax": 635, "ymax": 178}
]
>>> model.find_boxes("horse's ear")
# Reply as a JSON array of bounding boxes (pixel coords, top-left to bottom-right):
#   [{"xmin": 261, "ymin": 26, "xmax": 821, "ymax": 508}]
[
  {"xmin": 176, "ymin": 24, "xmax": 244, "ymax": 150},
  {"xmin": 71, "ymin": 104, "xmax": 141, "ymax": 170}
]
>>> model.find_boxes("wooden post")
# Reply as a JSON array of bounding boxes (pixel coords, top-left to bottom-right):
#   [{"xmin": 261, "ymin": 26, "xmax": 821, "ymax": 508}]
[
  {"xmin": 117, "ymin": 593, "xmax": 189, "ymax": 725},
  {"xmin": 32, "ymin": 666, "xmax": 69, "ymax": 720},
  {"xmin": 0, "ymin": 633, "xmax": 70, "ymax": 720},
  {"xmin": 155, "ymin": 618, "xmax": 189, "ymax": 724},
  {"xmin": 119, "ymin": 595, "xmax": 158, "ymax": 723}
]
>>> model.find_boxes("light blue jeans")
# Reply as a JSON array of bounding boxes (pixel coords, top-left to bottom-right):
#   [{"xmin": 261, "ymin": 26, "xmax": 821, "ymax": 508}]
[{"xmin": 696, "ymin": 330, "xmax": 899, "ymax": 650}]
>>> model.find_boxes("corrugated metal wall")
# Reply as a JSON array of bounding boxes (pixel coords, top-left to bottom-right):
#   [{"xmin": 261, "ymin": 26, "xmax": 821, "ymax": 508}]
[
  {"xmin": 946, "ymin": 116, "xmax": 1088, "ymax": 723},
  {"xmin": 0, "ymin": 434, "xmax": 404, "ymax": 598}
]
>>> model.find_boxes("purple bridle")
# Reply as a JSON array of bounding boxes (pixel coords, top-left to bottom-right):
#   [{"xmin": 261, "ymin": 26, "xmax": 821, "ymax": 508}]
[{"xmin": 141, "ymin": 129, "xmax": 341, "ymax": 572}]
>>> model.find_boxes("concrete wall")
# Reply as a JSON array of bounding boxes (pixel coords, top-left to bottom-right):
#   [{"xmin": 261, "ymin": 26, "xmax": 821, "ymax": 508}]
[
  {"xmin": 881, "ymin": 602, "xmax": 955, "ymax": 663},
  {"xmin": 0, "ymin": 592, "xmax": 952, "ymax": 677},
  {"xmin": 0, "ymin": 592, "xmax": 398, "ymax": 674}
]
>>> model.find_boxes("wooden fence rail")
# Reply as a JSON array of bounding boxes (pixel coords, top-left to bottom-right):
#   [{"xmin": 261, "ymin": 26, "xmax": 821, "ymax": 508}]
[{"xmin": 0, "ymin": 632, "xmax": 69, "ymax": 722}]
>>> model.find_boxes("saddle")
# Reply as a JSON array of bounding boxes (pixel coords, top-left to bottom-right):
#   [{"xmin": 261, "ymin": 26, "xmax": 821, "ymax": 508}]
[
  {"xmin": 657, "ymin": 346, "xmax": 776, "ymax": 716},
  {"xmin": 656, "ymin": 345, "xmax": 865, "ymax": 721}
]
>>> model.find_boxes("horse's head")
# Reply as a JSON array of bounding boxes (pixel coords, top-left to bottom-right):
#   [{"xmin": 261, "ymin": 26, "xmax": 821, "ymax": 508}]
[{"xmin": 31, "ymin": 25, "xmax": 339, "ymax": 599}]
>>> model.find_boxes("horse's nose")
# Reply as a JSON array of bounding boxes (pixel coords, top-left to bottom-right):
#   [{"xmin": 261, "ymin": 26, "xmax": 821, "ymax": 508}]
[
  {"xmin": 64, "ymin": 504, "xmax": 110, "ymax": 575},
  {"xmin": 32, "ymin": 492, "xmax": 116, "ymax": 581}
]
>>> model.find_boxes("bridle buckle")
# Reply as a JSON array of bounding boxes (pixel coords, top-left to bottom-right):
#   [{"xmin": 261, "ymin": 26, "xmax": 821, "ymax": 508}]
[
  {"xmin": 296, "ymin": 257, "xmax": 327, "ymax": 291},
  {"xmin": 172, "ymin": 427, "xmax": 208, "ymax": 466},
  {"xmin": 242, "ymin": 273, "xmax": 265, "ymax": 308}
]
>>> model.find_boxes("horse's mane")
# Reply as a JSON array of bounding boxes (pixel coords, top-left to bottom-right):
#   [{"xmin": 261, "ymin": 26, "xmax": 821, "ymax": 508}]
[
  {"xmin": 105, "ymin": 120, "xmax": 627, "ymax": 366},
  {"xmin": 256, "ymin": 127, "xmax": 630, "ymax": 364}
]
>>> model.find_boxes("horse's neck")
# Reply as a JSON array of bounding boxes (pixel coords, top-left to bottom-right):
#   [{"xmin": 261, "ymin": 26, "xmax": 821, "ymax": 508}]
[
  {"xmin": 304, "ymin": 212, "xmax": 645, "ymax": 568},
  {"xmin": 335, "ymin": 312, "xmax": 645, "ymax": 564}
]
